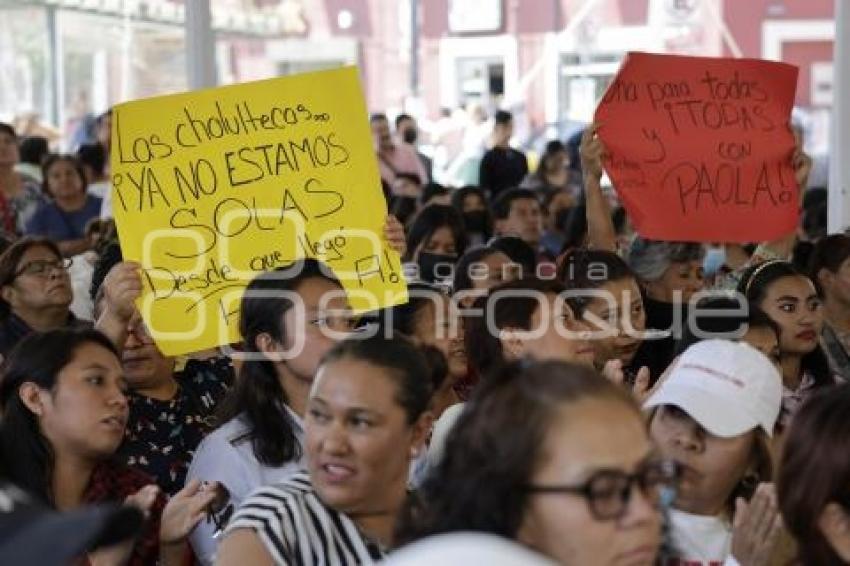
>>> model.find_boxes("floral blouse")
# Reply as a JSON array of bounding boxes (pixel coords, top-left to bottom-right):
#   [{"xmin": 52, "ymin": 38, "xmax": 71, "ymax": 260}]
[
  {"xmin": 118, "ymin": 356, "xmax": 234, "ymax": 495},
  {"xmin": 779, "ymin": 371, "xmax": 817, "ymax": 430},
  {"xmin": 0, "ymin": 178, "xmax": 44, "ymax": 240}
]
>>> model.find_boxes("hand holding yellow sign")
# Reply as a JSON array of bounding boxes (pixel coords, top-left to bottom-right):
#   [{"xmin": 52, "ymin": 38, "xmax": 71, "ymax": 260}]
[{"xmin": 111, "ymin": 67, "xmax": 408, "ymax": 356}]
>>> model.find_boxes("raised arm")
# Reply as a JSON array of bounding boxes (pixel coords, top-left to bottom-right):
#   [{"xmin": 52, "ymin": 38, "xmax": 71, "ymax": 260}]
[
  {"xmin": 581, "ymin": 124, "xmax": 618, "ymax": 252},
  {"xmin": 94, "ymin": 261, "xmax": 142, "ymax": 349},
  {"xmin": 713, "ymin": 133, "xmax": 813, "ymax": 291},
  {"xmin": 758, "ymin": 144, "xmax": 812, "ymax": 259}
]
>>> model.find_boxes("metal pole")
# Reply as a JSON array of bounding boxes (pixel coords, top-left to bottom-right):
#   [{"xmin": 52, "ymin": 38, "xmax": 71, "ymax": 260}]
[
  {"xmin": 46, "ymin": 5, "xmax": 64, "ymax": 131},
  {"xmin": 828, "ymin": 0, "xmax": 849, "ymax": 232},
  {"xmin": 410, "ymin": 0, "xmax": 420, "ymax": 96},
  {"xmin": 121, "ymin": 1, "xmax": 133, "ymax": 102},
  {"xmin": 185, "ymin": 0, "xmax": 217, "ymax": 90},
  {"xmin": 507, "ymin": 0, "xmax": 602, "ymax": 105},
  {"xmin": 702, "ymin": 0, "xmax": 743, "ymax": 58}
]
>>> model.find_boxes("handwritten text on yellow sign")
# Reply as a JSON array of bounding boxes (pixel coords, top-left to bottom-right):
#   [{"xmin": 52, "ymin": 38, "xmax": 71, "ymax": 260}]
[{"xmin": 111, "ymin": 67, "xmax": 407, "ymax": 356}]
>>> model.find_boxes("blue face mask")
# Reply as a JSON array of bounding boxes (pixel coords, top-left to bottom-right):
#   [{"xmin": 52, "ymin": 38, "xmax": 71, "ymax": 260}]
[{"xmin": 703, "ymin": 246, "xmax": 727, "ymax": 277}]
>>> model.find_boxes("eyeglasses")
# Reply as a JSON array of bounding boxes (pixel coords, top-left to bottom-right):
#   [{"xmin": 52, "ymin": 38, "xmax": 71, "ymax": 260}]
[
  {"xmin": 14, "ymin": 258, "xmax": 73, "ymax": 278},
  {"xmin": 525, "ymin": 459, "xmax": 680, "ymax": 521},
  {"xmin": 309, "ymin": 313, "xmax": 358, "ymax": 332}
]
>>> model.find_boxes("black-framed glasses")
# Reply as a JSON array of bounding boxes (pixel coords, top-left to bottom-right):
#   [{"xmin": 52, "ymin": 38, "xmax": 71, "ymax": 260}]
[
  {"xmin": 14, "ymin": 258, "xmax": 72, "ymax": 278},
  {"xmin": 525, "ymin": 459, "xmax": 681, "ymax": 521}
]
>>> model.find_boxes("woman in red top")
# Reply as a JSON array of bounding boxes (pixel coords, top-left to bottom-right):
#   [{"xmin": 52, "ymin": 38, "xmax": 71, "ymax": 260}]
[{"xmin": 0, "ymin": 328, "xmax": 218, "ymax": 565}]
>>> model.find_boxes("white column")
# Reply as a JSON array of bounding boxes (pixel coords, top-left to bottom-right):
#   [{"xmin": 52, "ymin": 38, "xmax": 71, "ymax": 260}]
[
  {"xmin": 543, "ymin": 32, "xmax": 559, "ymax": 139},
  {"xmin": 185, "ymin": 0, "xmax": 217, "ymax": 90},
  {"xmin": 46, "ymin": 6, "xmax": 64, "ymax": 132},
  {"xmin": 829, "ymin": 0, "xmax": 850, "ymax": 233}
]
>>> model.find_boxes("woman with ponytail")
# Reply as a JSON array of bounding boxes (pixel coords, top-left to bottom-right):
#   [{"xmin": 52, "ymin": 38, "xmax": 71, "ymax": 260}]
[{"xmin": 186, "ymin": 259, "xmax": 355, "ymax": 565}]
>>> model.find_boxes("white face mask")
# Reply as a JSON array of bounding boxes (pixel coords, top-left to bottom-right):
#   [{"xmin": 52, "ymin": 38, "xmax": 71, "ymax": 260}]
[{"xmin": 703, "ymin": 246, "xmax": 727, "ymax": 277}]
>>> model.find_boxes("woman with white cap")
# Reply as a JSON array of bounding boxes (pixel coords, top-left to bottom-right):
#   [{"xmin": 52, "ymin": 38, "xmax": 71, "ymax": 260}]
[{"xmin": 646, "ymin": 339, "xmax": 785, "ymax": 566}]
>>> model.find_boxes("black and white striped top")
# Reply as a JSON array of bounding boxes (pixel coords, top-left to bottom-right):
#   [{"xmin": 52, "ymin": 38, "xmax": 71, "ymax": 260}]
[{"xmin": 226, "ymin": 471, "xmax": 385, "ymax": 565}]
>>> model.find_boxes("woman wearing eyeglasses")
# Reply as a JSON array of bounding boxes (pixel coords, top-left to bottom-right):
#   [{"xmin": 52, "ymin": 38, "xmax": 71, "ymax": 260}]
[
  {"xmin": 89, "ymin": 258, "xmax": 234, "ymax": 497},
  {"xmin": 0, "ymin": 236, "xmax": 86, "ymax": 357},
  {"xmin": 186, "ymin": 259, "xmax": 356, "ymax": 565},
  {"xmin": 397, "ymin": 360, "xmax": 675, "ymax": 565}
]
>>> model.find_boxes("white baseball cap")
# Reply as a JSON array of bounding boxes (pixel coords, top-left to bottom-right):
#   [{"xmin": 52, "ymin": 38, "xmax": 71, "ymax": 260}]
[{"xmin": 644, "ymin": 339, "xmax": 782, "ymax": 438}]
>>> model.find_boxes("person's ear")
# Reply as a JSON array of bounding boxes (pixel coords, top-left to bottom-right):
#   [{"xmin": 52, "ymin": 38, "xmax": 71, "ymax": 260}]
[
  {"xmin": 18, "ymin": 382, "xmax": 47, "ymax": 417},
  {"xmin": 818, "ymin": 267, "xmax": 834, "ymax": 290},
  {"xmin": 255, "ymin": 332, "xmax": 285, "ymax": 362},
  {"xmin": 1, "ymin": 285, "xmax": 15, "ymax": 305},
  {"xmin": 494, "ymin": 219, "xmax": 507, "ymax": 235},
  {"xmin": 818, "ymin": 502, "xmax": 850, "ymax": 551},
  {"xmin": 409, "ymin": 410, "xmax": 434, "ymax": 459},
  {"xmin": 499, "ymin": 327, "xmax": 525, "ymax": 359}
]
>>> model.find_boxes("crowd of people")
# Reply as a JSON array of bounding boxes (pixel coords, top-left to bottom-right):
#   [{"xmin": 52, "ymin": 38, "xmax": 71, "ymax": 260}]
[{"xmin": 0, "ymin": 101, "xmax": 848, "ymax": 566}]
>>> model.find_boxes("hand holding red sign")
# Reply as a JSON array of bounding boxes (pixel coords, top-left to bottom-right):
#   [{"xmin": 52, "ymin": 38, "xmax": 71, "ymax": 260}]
[{"xmin": 594, "ymin": 52, "xmax": 799, "ymax": 243}]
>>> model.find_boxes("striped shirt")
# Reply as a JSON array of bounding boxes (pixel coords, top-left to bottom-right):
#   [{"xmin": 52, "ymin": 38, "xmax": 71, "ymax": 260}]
[{"xmin": 226, "ymin": 471, "xmax": 385, "ymax": 565}]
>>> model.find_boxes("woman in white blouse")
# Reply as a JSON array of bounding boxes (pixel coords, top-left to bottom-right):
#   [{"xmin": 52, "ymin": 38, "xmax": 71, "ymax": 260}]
[
  {"xmin": 187, "ymin": 259, "xmax": 354, "ymax": 564},
  {"xmin": 216, "ymin": 335, "xmax": 433, "ymax": 565}
]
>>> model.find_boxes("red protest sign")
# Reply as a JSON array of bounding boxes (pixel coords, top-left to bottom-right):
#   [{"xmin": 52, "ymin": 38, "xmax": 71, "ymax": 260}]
[{"xmin": 595, "ymin": 52, "xmax": 799, "ymax": 243}]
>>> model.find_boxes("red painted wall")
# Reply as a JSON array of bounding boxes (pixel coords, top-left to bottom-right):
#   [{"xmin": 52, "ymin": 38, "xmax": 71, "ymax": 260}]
[
  {"xmin": 618, "ymin": 0, "xmax": 648, "ymax": 26},
  {"xmin": 357, "ymin": 0, "xmax": 836, "ymax": 118},
  {"xmin": 782, "ymin": 40, "xmax": 833, "ymax": 106},
  {"xmin": 722, "ymin": 0, "xmax": 834, "ymax": 58}
]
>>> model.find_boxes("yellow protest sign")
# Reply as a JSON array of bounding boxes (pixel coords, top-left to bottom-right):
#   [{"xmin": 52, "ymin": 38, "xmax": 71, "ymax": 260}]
[{"xmin": 110, "ymin": 67, "xmax": 408, "ymax": 356}]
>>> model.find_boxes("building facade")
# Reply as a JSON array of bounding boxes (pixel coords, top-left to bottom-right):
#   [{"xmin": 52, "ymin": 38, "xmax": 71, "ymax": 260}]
[
  {"xmin": 0, "ymin": 0, "xmax": 836, "ymax": 149},
  {"xmin": 229, "ymin": 0, "xmax": 837, "ymax": 152}
]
